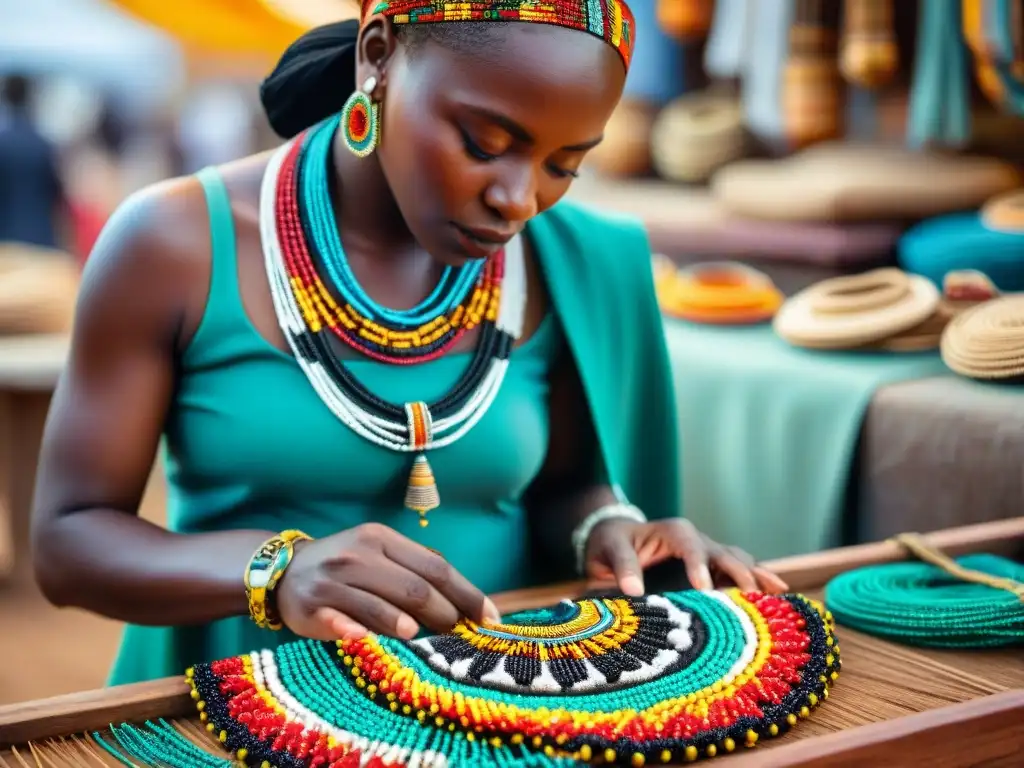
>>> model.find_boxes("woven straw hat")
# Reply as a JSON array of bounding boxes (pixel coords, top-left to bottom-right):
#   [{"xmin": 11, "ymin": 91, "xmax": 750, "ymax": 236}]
[
  {"xmin": 941, "ymin": 295, "xmax": 1024, "ymax": 380},
  {"xmin": 774, "ymin": 268, "xmax": 940, "ymax": 349}
]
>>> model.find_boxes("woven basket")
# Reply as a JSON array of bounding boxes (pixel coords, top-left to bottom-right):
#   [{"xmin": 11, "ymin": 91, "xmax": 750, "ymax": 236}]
[
  {"xmin": 650, "ymin": 93, "xmax": 747, "ymax": 183},
  {"xmin": 774, "ymin": 267, "xmax": 940, "ymax": 349}
]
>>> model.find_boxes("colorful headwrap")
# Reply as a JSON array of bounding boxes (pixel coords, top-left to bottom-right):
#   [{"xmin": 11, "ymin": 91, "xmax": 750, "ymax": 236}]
[{"xmin": 362, "ymin": 1, "xmax": 636, "ymax": 69}]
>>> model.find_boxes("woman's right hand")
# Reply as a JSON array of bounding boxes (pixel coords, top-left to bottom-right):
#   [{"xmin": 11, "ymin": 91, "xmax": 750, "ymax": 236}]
[{"xmin": 275, "ymin": 523, "xmax": 502, "ymax": 641}]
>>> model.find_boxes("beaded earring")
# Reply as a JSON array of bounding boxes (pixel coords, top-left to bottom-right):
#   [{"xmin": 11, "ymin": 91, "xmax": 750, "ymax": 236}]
[{"xmin": 341, "ymin": 76, "xmax": 380, "ymax": 158}]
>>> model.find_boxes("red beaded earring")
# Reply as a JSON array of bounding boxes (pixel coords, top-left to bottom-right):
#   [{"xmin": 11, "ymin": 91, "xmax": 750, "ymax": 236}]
[{"xmin": 341, "ymin": 76, "xmax": 380, "ymax": 158}]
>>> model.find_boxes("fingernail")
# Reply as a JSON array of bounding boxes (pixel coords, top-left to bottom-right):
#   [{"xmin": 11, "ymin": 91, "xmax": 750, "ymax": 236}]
[
  {"xmin": 340, "ymin": 623, "xmax": 368, "ymax": 640},
  {"xmin": 396, "ymin": 614, "xmax": 419, "ymax": 639},
  {"xmin": 621, "ymin": 574, "xmax": 644, "ymax": 596},
  {"xmin": 482, "ymin": 598, "xmax": 502, "ymax": 626},
  {"xmin": 697, "ymin": 566, "xmax": 713, "ymax": 590}
]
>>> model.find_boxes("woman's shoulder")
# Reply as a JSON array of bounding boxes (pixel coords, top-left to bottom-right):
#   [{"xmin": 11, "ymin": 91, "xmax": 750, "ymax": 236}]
[{"xmin": 76, "ymin": 152, "xmax": 273, "ymax": 348}]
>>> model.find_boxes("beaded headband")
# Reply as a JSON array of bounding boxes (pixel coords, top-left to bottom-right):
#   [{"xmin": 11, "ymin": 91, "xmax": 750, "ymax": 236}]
[
  {"xmin": 362, "ymin": 0, "xmax": 636, "ymax": 70},
  {"xmin": 95, "ymin": 589, "xmax": 840, "ymax": 767}
]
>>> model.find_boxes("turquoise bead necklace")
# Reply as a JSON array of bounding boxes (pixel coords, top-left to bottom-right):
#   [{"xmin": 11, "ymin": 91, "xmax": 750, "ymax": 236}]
[
  {"xmin": 300, "ymin": 115, "xmax": 485, "ymax": 325},
  {"xmin": 825, "ymin": 536, "xmax": 1024, "ymax": 649}
]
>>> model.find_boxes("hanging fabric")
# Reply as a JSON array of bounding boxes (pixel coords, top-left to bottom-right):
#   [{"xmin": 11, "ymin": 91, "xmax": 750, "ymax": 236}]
[
  {"xmin": 906, "ymin": 0, "xmax": 971, "ymax": 149},
  {"xmin": 742, "ymin": 0, "xmax": 796, "ymax": 147},
  {"xmin": 965, "ymin": 0, "xmax": 1024, "ymax": 117},
  {"xmin": 704, "ymin": 0, "xmax": 754, "ymax": 79}
]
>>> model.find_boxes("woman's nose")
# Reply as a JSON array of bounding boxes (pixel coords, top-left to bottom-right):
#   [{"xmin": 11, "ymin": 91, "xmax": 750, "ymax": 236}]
[{"xmin": 483, "ymin": 163, "xmax": 539, "ymax": 223}]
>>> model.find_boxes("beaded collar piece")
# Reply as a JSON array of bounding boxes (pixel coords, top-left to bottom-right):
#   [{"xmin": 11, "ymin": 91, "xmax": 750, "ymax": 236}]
[
  {"xmin": 362, "ymin": 0, "xmax": 636, "ymax": 70},
  {"xmin": 97, "ymin": 589, "xmax": 840, "ymax": 767}
]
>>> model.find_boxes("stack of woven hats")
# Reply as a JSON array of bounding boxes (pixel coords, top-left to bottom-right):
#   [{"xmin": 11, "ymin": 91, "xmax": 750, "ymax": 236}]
[
  {"xmin": 941, "ymin": 294, "xmax": 1024, "ymax": 381},
  {"xmin": 773, "ymin": 267, "xmax": 952, "ymax": 352}
]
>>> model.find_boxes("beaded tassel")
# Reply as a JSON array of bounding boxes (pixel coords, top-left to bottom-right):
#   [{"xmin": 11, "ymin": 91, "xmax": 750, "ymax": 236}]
[
  {"xmin": 404, "ymin": 403, "xmax": 440, "ymax": 525},
  {"xmin": 405, "ymin": 455, "xmax": 440, "ymax": 526}
]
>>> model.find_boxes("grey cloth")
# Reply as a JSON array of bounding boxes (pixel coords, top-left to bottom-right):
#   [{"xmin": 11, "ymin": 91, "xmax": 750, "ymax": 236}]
[{"xmin": 856, "ymin": 376, "xmax": 1024, "ymax": 541}]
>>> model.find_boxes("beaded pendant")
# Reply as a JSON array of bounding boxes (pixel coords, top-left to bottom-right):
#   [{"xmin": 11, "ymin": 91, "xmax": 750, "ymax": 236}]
[
  {"xmin": 97, "ymin": 589, "xmax": 841, "ymax": 767},
  {"xmin": 261, "ymin": 121, "xmax": 527, "ymax": 527}
]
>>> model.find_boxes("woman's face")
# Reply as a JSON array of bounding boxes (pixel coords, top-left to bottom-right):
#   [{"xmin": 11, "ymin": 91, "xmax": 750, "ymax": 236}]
[{"xmin": 358, "ymin": 20, "xmax": 627, "ymax": 265}]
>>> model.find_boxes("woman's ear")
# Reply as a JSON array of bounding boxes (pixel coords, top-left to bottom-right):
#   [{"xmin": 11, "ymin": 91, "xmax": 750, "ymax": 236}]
[{"xmin": 355, "ymin": 15, "xmax": 398, "ymax": 93}]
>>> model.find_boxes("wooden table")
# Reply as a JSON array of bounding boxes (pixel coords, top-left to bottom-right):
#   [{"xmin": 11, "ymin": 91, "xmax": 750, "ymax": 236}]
[
  {"xmin": 0, "ymin": 334, "xmax": 67, "ymax": 580},
  {"xmin": 2, "ymin": 518, "xmax": 1022, "ymax": 767}
]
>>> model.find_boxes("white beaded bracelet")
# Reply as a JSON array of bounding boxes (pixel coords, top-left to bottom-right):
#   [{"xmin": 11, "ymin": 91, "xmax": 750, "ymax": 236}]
[{"xmin": 571, "ymin": 502, "xmax": 648, "ymax": 576}]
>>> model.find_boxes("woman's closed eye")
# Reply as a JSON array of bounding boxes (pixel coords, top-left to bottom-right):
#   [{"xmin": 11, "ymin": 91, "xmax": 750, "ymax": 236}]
[{"xmin": 459, "ymin": 126, "xmax": 580, "ymax": 179}]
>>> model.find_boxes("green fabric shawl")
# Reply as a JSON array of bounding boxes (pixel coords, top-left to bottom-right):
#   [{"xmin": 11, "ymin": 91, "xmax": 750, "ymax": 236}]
[{"xmin": 528, "ymin": 199, "xmax": 681, "ymax": 524}]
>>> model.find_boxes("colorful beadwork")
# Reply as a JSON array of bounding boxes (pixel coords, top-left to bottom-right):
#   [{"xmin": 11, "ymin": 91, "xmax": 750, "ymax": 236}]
[
  {"xmin": 362, "ymin": 0, "xmax": 637, "ymax": 70},
  {"xmin": 294, "ymin": 115, "xmax": 493, "ymax": 364},
  {"xmin": 262, "ymin": 124, "xmax": 527, "ymax": 524},
  {"xmin": 98, "ymin": 590, "xmax": 841, "ymax": 767},
  {"xmin": 340, "ymin": 80, "xmax": 380, "ymax": 158}
]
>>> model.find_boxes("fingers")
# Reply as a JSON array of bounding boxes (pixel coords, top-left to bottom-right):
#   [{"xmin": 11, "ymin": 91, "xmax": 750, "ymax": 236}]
[
  {"xmin": 753, "ymin": 566, "xmax": 790, "ymax": 593},
  {"xmin": 709, "ymin": 548, "xmax": 759, "ymax": 592},
  {"xmin": 343, "ymin": 559, "xmax": 474, "ymax": 635},
  {"xmin": 600, "ymin": 535, "xmax": 645, "ymax": 596},
  {"xmin": 324, "ymin": 584, "xmax": 421, "ymax": 639},
  {"xmin": 381, "ymin": 532, "xmax": 501, "ymax": 625},
  {"xmin": 709, "ymin": 546, "xmax": 789, "ymax": 593},
  {"xmin": 312, "ymin": 607, "xmax": 369, "ymax": 641},
  {"xmin": 662, "ymin": 520, "xmax": 713, "ymax": 590}
]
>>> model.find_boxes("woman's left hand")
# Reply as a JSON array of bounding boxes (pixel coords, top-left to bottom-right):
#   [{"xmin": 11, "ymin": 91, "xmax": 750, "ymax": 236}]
[{"xmin": 584, "ymin": 518, "xmax": 789, "ymax": 596}]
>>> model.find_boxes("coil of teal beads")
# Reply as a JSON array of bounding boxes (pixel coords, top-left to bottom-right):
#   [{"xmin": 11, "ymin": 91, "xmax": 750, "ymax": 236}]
[{"xmin": 824, "ymin": 554, "xmax": 1024, "ymax": 648}]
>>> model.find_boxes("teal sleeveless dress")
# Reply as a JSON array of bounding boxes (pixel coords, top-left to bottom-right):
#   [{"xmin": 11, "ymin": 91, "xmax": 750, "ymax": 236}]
[{"xmin": 107, "ymin": 169, "xmax": 565, "ymax": 686}]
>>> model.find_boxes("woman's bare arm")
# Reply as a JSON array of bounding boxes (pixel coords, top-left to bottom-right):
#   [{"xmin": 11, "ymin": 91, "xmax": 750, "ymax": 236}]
[{"xmin": 31, "ymin": 177, "xmax": 276, "ymax": 626}]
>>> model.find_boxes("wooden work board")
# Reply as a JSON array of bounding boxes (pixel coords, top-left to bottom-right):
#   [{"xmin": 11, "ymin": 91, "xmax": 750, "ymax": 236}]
[{"xmin": 2, "ymin": 518, "xmax": 1022, "ymax": 767}]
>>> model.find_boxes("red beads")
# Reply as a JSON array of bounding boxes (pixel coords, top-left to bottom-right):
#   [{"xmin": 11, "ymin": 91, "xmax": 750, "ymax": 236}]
[{"xmin": 347, "ymin": 103, "xmax": 369, "ymax": 144}]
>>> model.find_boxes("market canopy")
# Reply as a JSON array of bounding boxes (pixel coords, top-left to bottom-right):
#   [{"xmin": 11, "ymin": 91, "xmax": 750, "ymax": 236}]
[
  {"xmin": 0, "ymin": 0, "xmax": 183, "ymax": 116},
  {"xmin": 106, "ymin": 0, "xmax": 358, "ymax": 58}
]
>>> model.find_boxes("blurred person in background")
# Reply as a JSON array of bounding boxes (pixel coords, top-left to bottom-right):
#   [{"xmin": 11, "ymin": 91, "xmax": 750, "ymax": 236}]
[
  {"xmin": 31, "ymin": 0, "xmax": 787, "ymax": 687},
  {"xmin": 0, "ymin": 75, "xmax": 67, "ymax": 249}
]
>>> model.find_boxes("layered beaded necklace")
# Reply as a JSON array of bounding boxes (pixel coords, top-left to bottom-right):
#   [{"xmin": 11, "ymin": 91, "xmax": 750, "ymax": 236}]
[{"xmin": 261, "ymin": 116, "xmax": 527, "ymax": 526}]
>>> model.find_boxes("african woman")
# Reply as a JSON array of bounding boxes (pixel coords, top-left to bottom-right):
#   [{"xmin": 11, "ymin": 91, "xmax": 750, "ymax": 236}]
[{"xmin": 30, "ymin": 0, "xmax": 786, "ymax": 686}]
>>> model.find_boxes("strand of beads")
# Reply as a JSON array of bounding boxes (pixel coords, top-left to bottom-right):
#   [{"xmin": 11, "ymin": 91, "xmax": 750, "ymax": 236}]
[
  {"xmin": 283, "ymin": 123, "xmax": 495, "ymax": 365},
  {"xmin": 825, "ymin": 553, "xmax": 1024, "ymax": 648},
  {"xmin": 262, "ymin": 135, "xmax": 527, "ymax": 454},
  {"xmin": 300, "ymin": 115, "xmax": 485, "ymax": 328},
  {"xmin": 263, "ymin": 132, "xmax": 526, "ymax": 522}
]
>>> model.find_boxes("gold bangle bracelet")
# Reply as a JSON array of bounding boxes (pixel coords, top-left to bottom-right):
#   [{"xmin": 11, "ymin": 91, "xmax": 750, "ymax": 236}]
[{"xmin": 244, "ymin": 529, "xmax": 312, "ymax": 630}]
